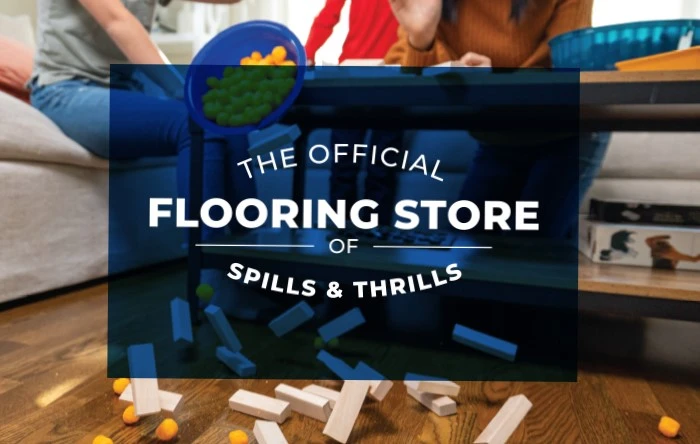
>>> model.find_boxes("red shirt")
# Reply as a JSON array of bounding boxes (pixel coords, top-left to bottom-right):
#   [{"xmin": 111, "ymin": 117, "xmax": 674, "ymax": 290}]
[{"xmin": 305, "ymin": 0, "xmax": 399, "ymax": 63}]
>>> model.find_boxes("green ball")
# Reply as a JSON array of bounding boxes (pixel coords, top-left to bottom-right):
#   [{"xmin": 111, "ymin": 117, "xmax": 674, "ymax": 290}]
[
  {"xmin": 216, "ymin": 112, "xmax": 230, "ymax": 126},
  {"xmin": 196, "ymin": 284, "xmax": 214, "ymax": 301},
  {"xmin": 223, "ymin": 66, "xmax": 236, "ymax": 78},
  {"xmin": 206, "ymin": 76, "xmax": 220, "ymax": 89},
  {"xmin": 202, "ymin": 90, "xmax": 217, "ymax": 103},
  {"xmin": 314, "ymin": 336, "xmax": 325, "ymax": 350},
  {"xmin": 262, "ymin": 91, "xmax": 275, "ymax": 106},
  {"xmin": 203, "ymin": 103, "xmax": 219, "ymax": 119},
  {"xmin": 242, "ymin": 108, "xmax": 255, "ymax": 124},
  {"xmin": 230, "ymin": 98, "xmax": 246, "ymax": 113},
  {"xmin": 239, "ymin": 79, "xmax": 253, "ymax": 92},
  {"xmin": 328, "ymin": 338, "xmax": 340, "ymax": 349},
  {"xmin": 241, "ymin": 92, "xmax": 254, "ymax": 106},
  {"xmin": 229, "ymin": 115, "xmax": 245, "ymax": 127},
  {"xmin": 257, "ymin": 103, "xmax": 272, "ymax": 118}
]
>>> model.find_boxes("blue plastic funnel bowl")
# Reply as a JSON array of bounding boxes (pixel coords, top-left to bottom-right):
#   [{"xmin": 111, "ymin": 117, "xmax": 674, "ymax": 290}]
[{"xmin": 185, "ymin": 20, "xmax": 307, "ymax": 135}]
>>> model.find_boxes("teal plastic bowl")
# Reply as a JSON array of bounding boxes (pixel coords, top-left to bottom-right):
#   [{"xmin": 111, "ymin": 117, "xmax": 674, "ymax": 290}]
[{"xmin": 549, "ymin": 20, "xmax": 699, "ymax": 71}]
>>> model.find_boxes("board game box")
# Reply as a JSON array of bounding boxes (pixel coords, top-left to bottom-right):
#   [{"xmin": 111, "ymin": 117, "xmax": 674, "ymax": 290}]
[
  {"xmin": 579, "ymin": 218, "xmax": 700, "ymax": 271},
  {"xmin": 588, "ymin": 198, "xmax": 700, "ymax": 227}
]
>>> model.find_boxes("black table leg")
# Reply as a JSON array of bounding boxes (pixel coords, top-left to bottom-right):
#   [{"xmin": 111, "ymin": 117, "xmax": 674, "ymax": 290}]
[
  {"xmin": 187, "ymin": 118, "xmax": 204, "ymax": 324},
  {"xmin": 292, "ymin": 127, "xmax": 310, "ymax": 216}
]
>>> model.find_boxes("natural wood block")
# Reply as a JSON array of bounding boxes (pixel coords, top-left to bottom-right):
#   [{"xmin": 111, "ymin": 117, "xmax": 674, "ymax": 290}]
[
  {"xmin": 119, "ymin": 384, "xmax": 183, "ymax": 412},
  {"xmin": 322, "ymin": 380, "xmax": 370, "ymax": 443},
  {"xmin": 474, "ymin": 394, "xmax": 532, "ymax": 444},
  {"xmin": 254, "ymin": 420, "xmax": 288, "ymax": 444},
  {"xmin": 228, "ymin": 389, "xmax": 291, "ymax": 424},
  {"xmin": 406, "ymin": 384, "xmax": 457, "ymax": 417},
  {"xmin": 414, "ymin": 379, "xmax": 460, "ymax": 397},
  {"xmin": 302, "ymin": 384, "xmax": 340, "ymax": 409},
  {"xmin": 274, "ymin": 383, "xmax": 331, "ymax": 422}
]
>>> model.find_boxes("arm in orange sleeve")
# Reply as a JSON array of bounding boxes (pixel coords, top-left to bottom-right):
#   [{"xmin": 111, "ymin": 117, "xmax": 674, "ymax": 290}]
[
  {"xmin": 384, "ymin": 26, "xmax": 459, "ymax": 67},
  {"xmin": 305, "ymin": 0, "xmax": 346, "ymax": 62},
  {"xmin": 520, "ymin": 0, "xmax": 593, "ymax": 67}
]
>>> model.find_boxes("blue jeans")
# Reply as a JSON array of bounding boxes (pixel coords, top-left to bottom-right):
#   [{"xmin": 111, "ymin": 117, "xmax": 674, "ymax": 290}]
[
  {"xmin": 330, "ymin": 129, "xmax": 403, "ymax": 226},
  {"xmin": 30, "ymin": 78, "xmax": 256, "ymax": 241},
  {"xmin": 458, "ymin": 132, "xmax": 610, "ymax": 239}
]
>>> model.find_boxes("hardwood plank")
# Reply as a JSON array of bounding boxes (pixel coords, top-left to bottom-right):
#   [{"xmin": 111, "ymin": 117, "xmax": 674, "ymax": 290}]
[
  {"xmin": 0, "ymin": 278, "xmax": 698, "ymax": 443},
  {"xmin": 648, "ymin": 380, "xmax": 700, "ymax": 444},
  {"xmin": 569, "ymin": 371, "xmax": 634, "ymax": 444}
]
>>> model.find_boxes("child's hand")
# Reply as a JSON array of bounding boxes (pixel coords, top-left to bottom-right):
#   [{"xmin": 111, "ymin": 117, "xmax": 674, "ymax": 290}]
[
  {"xmin": 460, "ymin": 52, "xmax": 491, "ymax": 67},
  {"xmin": 389, "ymin": 0, "xmax": 442, "ymax": 51}
]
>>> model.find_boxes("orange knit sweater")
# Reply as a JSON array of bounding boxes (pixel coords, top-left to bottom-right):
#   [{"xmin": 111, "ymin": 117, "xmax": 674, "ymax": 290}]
[{"xmin": 384, "ymin": 0, "xmax": 592, "ymax": 68}]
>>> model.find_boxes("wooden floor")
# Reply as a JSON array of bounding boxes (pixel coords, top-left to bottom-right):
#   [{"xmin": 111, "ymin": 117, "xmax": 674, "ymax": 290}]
[{"xmin": 1, "ymin": 284, "xmax": 699, "ymax": 444}]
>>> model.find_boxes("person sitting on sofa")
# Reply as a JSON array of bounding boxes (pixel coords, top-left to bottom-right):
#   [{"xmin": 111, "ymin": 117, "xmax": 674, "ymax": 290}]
[
  {"xmin": 385, "ymin": 0, "xmax": 610, "ymax": 239},
  {"xmin": 28, "ymin": 0, "xmax": 273, "ymax": 319},
  {"xmin": 305, "ymin": 0, "xmax": 403, "ymax": 227}
]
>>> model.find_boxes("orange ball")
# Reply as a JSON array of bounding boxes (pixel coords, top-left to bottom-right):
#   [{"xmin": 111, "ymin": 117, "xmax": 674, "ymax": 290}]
[
  {"xmin": 228, "ymin": 429, "xmax": 249, "ymax": 444},
  {"xmin": 280, "ymin": 60, "xmax": 296, "ymax": 67},
  {"xmin": 271, "ymin": 46, "xmax": 287, "ymax": 64},
  {"xmin": 156, "ymin": 418, "xmax": 179, "ymax": 441},
  {"xmin": 92, "ymin": 436, "xmax": 113, "ymax": 444},
  {"xmin": 112, "ymin": 378, "xmax": 130, "ymax": 395},
  {"xmin": 240, "ymin": 56, "xmax": 253, "ymax": 65},
  {"xmin": 122, "ymin": 405, "xmax": 140, "ymax": 425},
  {"xmin": 658, "ymin": 416, "xmax": 680, "ymax": 438},
  {"xmin": 251, "ymin": 51, "xmax": 263, "ymax": 61}
]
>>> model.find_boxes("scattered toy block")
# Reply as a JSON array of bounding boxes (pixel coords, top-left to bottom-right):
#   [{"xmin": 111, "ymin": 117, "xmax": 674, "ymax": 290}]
[
  {"xmin": 119, "ymin": 384, "xmax": 183, "ymax": 412},
  {"xmin": 248, "ymin": 124, "xmax": 301, "ymax": 157},
  {"xmin": 317, "ymin": 308, "xmax": 366, "ymax": 342},
  {"xmin": 339, "ymin": 58, "xmax": 385, "ymax": 66},
  {"xmin": 254, "ymin": 420, "xmax": 288, "ymax": 444},
  {"xmin": 229, "ymin": 389, "xmax": 291, "ymax": 423},
  {"xmin": 474, "ymin": 394, "xmax": 532, "ymax": 444},
  {"xmin": 268, "ymin": 301, "xmax": 314, "ymax": 337},
  {"xmin": 316, "ymin": 350, "xmax": 357, "ymax": 380},
  {"xmin": 323, "ymin": 380, "xmax": 371, "ymax": 443},
  {"xmin": 216, "ymin": 347, "xmax": 256, "ymax": 377},
  {"xmin": 405, "ymin": 382, "xmax": 457, "ymax": 417},
  {"xmin": 127, "ymin": 344, "xmax": 161, "ymax": 416},
  {"xmin": 274, "ymin": 383, "xmax": 332, "ymax": 422},
  {"xmin": 170, "ymin": 298, "xmax": 193, "ymax": 344},
  {"xmin": 302, "ymin": 384, "xmax": 340, "ymax": 409},
  {"xmin": 404, "ymin": 372, "xmax": 460, "ymax": 397},
  {"xmin": 452, "ymin": 323, "xmax": 517, "ymax": 362},
  {"xmin": 354, "ymin": 361, "xmax": 393, "ymax": 401},
  {"xmin": 204, "ymin": 305, "xmax": 242, "ymax": 353}
]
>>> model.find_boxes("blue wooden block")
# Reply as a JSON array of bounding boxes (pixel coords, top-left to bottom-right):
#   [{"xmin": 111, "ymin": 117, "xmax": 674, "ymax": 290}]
[
  {"xmin": 204, "ymin": 305, "xmax": 242, "ymax": 353},
  {"xmin": 268, "ymin": 301, "xmax": 314, "ymax": 337},
  {"xmin": 248, "ymin": 124, "xmax": 301, "ymax": 157},
  {"xmin": 170, "ymin": 298, "xmax": 193, "ymax": 344},
  {"xmin": 216, "ymin": 347, "xmax": 256, "ymax": 377},
  {"xmin": 355, "ymin": 361, "xmax": 386, "ymax": 381},
  {"xmin": 127, "ymin": 343, "xmax": 158, "ymax": 378},
  {"xmin": 404, "ymin": 372, "xmax": 446, "ymax": 382},
  {"xmin": 316, "ymin": 350, "xmax": 356, "ymax": 380},
  {"xmin": 317, "ymin": 308, "xmax": 366, "ymax": 342},
  {"xmin": 452, "ymin": 323, "xmax": 517, "ymax": 362}
]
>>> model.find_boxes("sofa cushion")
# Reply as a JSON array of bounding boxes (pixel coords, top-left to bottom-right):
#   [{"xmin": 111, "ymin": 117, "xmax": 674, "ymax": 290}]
[
  {"xmin": 598, "ymin": 133, "xmax": 700, "ymax": 180},
  {"xmin": 0, "ymin": 90, "xmax": 108, "ymax": 169}
]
